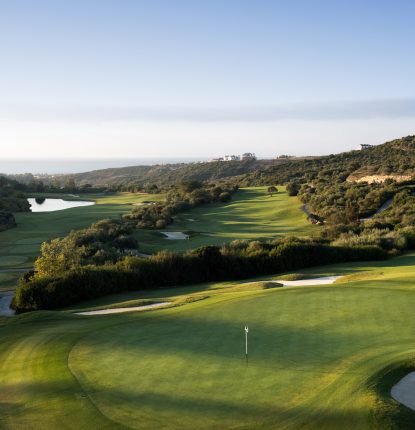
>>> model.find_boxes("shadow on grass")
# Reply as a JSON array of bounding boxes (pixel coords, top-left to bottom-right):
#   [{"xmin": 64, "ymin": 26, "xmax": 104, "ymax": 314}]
[
  {"xmin": 83, "ymin": 385, "xmax": 372, "ymax": 430},
  {"xmin": 368, "ymin": 360, "xmax": 415, "ymax": 429}
]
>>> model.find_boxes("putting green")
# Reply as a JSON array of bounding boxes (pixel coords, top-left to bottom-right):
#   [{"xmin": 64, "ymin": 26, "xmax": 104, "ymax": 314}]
[
  {"xmin": 69, "ymin": 283, "xmax": 415, "ymax": 430},
  {"xmin": 2, "ymin": 254, "xmax": 415, "ymax": 429}
]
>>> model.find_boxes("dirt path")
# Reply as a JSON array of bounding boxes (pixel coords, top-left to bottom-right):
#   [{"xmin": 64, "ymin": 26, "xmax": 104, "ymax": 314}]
[
  {"xmin": 301, "ymin": 204, "xmax": 312, "ymax": 216},
  {"xmin": 361, "ymin": 198, "xmax": 393, "ymax": 221},
  {"xmin": 391, "ymin": 372, "xmax": 415, "ymax": 411},
  {"xmin": 0, "ymin": 291, "xmax": 15, "ymax": 316}
]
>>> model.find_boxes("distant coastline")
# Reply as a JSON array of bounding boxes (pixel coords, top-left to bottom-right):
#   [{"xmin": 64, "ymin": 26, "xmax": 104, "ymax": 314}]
[{"xmin": 0, "ymin": 158, "xmax": 209, "ymax": 175}]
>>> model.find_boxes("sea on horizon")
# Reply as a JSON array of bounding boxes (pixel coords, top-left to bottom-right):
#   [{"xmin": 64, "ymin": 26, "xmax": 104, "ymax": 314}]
[{"xmin": 0, "ymin": 158, "xmax": 208, "ymax": 175}]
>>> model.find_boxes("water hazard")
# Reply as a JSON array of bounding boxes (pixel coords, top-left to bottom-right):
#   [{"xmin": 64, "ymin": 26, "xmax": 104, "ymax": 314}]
[{"xmin": 28, "ymin": 198, "xmax": 95, "ymax": 212}]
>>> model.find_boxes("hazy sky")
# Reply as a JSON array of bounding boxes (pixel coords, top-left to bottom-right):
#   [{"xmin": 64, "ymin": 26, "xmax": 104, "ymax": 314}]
[{"xmin": 1, "ymin": 0, "xmax": 415, "ymax": 159}]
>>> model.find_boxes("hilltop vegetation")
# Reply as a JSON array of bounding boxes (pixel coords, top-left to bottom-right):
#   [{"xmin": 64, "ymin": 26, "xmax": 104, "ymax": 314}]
[
  {"xmin": 242, "ymin": 136, "xmax": 415, "ymax": 186},
  {"xmin": 7, "ymin": 158, "xmax": 310, "ymax": 191},
  {"xmin": 239, "ymin": 136, "xmax": 415, "ymax": 241}
]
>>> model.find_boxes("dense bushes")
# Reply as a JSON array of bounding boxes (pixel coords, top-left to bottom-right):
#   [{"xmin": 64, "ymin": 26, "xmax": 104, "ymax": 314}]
[
  {"xmin": 0, "ymin": 175, "xmax": 31, "ymax": 215},
  {"xmin": 33, "ymin": 219, "xmax": 139, "ymax": 278},
  {"xmin": 286, "ymin": 181, "xmax": 300, "ymax": 196},
  {"xmin": 240, "ymin": 136, "xmax": 415, "ymax": 228},
  {"xmin": 0, "ymin": 211, "xmax": 16, "ymax": 231},
  {"xmin": 14, "ymin": 238, "xmax": 387, "ymax": 311},
  {"xmin": 375, "ymin": 191, "xmax": 415, "ymax": 227}
]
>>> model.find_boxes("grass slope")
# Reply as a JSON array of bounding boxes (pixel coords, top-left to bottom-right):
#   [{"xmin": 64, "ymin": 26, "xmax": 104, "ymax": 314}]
[
  {"xmin": 1, "ymin": 254, "xmax": 415, "ymax": 429},
  {"xmin": 135, "ymin": 187, "xmax": 315, "ymax": 253}
]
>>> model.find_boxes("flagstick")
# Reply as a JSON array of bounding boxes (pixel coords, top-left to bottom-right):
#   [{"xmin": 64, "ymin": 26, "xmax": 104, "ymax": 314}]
[{"xmin": 244, "ymin": 325, "xmax": 249, "ymax": 363}]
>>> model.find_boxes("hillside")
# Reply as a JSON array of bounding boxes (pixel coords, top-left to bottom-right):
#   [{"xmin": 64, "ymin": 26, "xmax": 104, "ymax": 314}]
[
  {"xmin": 63, "ymin": 136, "xmax": 415, "ymax": 190},
  {"xmin": 70, "ymin": 160, "xmax": 268, "ymax": 188},
  {"xmin": 68, "ymin": 158, "xmax": 315, "ymax": 188},
  {"xmin": 238, "ymin": 136, "xmax": 415, "ymax": 225},
  {"xmin": 241, "ymin": 136, "xmax": 415, "ymax": 186}
]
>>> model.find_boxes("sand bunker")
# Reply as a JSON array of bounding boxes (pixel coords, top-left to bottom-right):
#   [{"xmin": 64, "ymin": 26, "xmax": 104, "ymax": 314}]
[
  {"xmin": 273, "ymin": 276, "xmax": 342, "ymax": 286},
  {"xmin": 75, "ymin": 301, "xmax": 171, "ymax": 316},
  {"xmin": 0, "ymin": 292, "xmax": 14, "ymax": 317},
  {"xmin": 242, "ymin": 276, "xmax": 342, "ymax": 287},
  {"xmin": 162, "ymin": 232, "xmax": 189, "ymax": 240},
  {"xmin": 391, "ymin": 372, "xmax": 415, "ymax": 411}
]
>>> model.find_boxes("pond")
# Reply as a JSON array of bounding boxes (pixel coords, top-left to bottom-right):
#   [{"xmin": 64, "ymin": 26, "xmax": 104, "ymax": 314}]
[{"xmin": 27, "ymin": 198, "xmax": 95, "ymax": 212}]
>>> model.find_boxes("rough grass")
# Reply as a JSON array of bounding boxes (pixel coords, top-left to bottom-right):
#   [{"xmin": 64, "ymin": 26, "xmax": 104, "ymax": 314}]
[{"xmin": 1, "ymin": 254, "xmax": 415, "ymax": 429}]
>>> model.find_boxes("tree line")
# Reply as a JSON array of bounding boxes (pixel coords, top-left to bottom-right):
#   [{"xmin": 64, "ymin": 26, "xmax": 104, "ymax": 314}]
[{"xmin": 14, "ymin": 236, "xmax": 389, "ymax": 311}]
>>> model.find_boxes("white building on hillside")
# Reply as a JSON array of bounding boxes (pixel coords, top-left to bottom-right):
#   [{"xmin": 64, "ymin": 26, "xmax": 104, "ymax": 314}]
[
  {"xmin": 357, "ymin": 144, "xmax": 374, "ymax": 150},
  {"xmin": 241, "ymin": 152, "xmax": 256, "ymax": 161}
]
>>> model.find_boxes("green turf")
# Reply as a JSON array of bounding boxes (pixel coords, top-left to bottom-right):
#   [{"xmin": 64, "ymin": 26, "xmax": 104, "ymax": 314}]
[
  {"xmin": 135, "ymin": 187, "xmax": 316, "ymax": 253},
  {"xmin": 0, "ymin": 272, "xmax": 22, "ymax": 292},
  {"xmin": 0, "ymin": 256, "xmax": 28, "ymax": 267},
  {"xmin": 1, "ymin": 254, "xmax": 415, "ymax": 429},
  {"xmin": 0, "ymin": 188, "xmax": 314, "ymax": 290}
]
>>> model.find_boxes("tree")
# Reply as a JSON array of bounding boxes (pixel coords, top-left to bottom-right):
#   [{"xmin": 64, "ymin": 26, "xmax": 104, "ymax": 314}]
[
  {"xmin": 64, "ymin": 176, "xmax": 76, "ymax": 192},
  {"xmin": 34, "ymin": 237, "xmax": 84, "ymax": 278},
  {"xmin": 51, "ymin": 178, "xmax": 61, "ymax": 190},
  {"xmin": 179, "ymin": 180, "xmax": 203, "ymax": 193},
  {"xmin": 267, "ymin": 186, "xmax": 277, "ymax": 196},
  {"xmin": 286, "ymin": 182, "xmax": 300, "ymax": 196}
]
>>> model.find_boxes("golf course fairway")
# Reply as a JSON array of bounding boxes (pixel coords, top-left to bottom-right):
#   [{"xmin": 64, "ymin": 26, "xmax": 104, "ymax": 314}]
[
  {"xmin": 134, "ymin": 187, "xmax": 316, "ymax": 253},
  {"xmin": 1, "ymin": 254, "xmax": 415, "ymax": 428}
]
